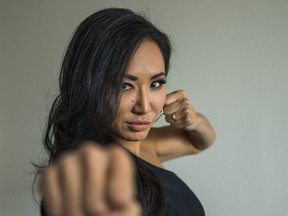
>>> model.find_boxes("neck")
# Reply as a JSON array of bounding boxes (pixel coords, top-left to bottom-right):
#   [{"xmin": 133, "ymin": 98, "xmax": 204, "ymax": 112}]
[{"xmin": 112, "ymin": 138, "xmax": 141, "ymax": 156}]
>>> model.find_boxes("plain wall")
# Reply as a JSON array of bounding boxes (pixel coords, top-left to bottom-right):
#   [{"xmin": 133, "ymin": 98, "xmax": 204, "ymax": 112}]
[{"xmin": 1, "ymin": 0, "xmax": 288, "ymax": 215}]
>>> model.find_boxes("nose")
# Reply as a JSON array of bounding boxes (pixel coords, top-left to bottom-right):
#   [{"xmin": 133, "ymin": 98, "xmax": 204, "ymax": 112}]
[{"xmin": 132, "ymin": 89, "xmax": 151, "ymax": 115}]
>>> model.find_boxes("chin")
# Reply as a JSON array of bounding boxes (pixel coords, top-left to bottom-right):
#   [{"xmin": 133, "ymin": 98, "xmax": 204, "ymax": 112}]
[{"xmin": 124, "ymin": 131, "xmax": 149, "ymax": 142}]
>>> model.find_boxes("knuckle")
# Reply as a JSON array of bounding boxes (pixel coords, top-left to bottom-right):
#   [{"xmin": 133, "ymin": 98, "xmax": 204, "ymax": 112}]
[
  {"xmin": 182, "ymin": 99, "xmax": 190, "ymax": 106},
  {"xmin": 81, "ymin": 141, "xmax": 99, "ymax": 154},
  {"xmin": 81, "ymin": 147, "xmax": 96, "ymax": 161},
  {"xmin": 54, "ymin": 153, "xmax": 80, "ymax": 180},
  {"xmin": 183, "ymin": 109, "xmax": 190, "ymax": 116},
  {"xmin": 109, "ymin": 146, "xmax": 129, "ymax": 160},
  {"xmin": 58, "ymin": 153, "xmax": 75, "ymax": 170},
  {"xmin": 81, "ymin": 143, "xmax": 105, "ymax": 161},
  {"xmin": 109, "ymin": 147, "xmax": 134, "ymax": 171},
  {"xmin": 178, "ymin": 89, "xmax": 187, "ymax": 98},
  {"xmin": 185, "ymin": 118, "xmax": 193, "ymax": 126},
  {"xmin": 81, "ymin": 148, "xmax": 107, "ymax": 172}
]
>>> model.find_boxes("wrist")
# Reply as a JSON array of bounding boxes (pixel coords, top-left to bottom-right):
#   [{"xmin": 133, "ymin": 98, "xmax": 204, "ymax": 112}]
[{"xmin": 183, "ymin": 113, "xmax": 202, "ymax": 131}]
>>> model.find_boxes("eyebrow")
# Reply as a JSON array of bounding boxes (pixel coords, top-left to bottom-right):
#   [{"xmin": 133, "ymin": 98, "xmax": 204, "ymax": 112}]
[{"xmin": 125, "ymin": 72, "xmax": 166, "ymax": 81}]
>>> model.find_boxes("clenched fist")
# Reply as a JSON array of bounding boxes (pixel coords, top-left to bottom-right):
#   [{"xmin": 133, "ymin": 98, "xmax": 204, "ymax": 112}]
[
  {"xmin": 40, "ymin": 142, "xmax": 141, "ymax": 216},
  {"xmin": 164, "ymin": 90, "xmax": 202, "ymax": 131}
]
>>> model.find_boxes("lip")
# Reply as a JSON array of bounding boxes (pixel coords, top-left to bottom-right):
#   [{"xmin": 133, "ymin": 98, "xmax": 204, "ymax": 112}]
[{"xmin": 127, "ymin": 121, "xmax": 151, "ymax": 131}]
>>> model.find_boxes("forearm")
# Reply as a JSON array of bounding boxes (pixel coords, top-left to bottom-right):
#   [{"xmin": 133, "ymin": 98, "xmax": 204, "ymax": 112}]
[{"xmin": 184, "ymin": 113, "xmax": 216, "ymax": 150}]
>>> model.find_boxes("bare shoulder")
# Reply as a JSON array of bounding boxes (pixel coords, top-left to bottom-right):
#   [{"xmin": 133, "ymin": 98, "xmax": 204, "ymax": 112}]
[{"xmin": 146, "ymin": 126, "xmax": 202, "ymax": 163}]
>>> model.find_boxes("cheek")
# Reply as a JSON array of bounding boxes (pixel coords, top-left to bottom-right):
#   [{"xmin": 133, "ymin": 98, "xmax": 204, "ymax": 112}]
[
  {"xmin": 115, "ymin": 96, "xmax": 135, "ymax": 119},
  {"xmin": 152, "ymin": 91, "xmax": 166, "ymax": 111}
]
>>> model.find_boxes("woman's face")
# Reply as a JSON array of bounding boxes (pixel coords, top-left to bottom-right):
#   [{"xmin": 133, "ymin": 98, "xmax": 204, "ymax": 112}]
[{"xmin": 110, "ymin": 41, "xmax": 167, "ymax": 143}]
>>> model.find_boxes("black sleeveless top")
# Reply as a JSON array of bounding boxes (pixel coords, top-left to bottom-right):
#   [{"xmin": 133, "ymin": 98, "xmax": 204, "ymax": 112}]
[
  {"xmin": 40, "ymin": 158, "xmax": 205, "ymax": 216},
  {"xmin": 138, "ymin": 157, "xmax": 205, "ymax": 216}
]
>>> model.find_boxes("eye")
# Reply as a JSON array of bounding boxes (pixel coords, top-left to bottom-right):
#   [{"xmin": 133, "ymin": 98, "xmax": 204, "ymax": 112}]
[
  {"xmin": 121, "ymin": 83, "xmax": 133, "ymax": 91},
  {"xmin": 151, "ymin": 80, "xmax": 166, "ymax": 89}
]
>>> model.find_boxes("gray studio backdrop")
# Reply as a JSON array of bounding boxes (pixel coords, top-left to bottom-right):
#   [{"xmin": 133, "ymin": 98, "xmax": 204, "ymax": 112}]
[{"xmin": 1, "ymin": 0, "xmax": 288, "ymax": 215}]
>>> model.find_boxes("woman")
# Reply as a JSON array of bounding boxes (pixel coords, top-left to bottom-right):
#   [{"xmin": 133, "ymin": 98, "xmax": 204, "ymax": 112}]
[{"xmin": 39, "ymin": 8, "xmax": 216, "ymax": 216}]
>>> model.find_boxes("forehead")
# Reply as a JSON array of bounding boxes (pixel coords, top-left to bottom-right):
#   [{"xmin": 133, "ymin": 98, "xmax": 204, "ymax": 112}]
[{"xmin": 126, "ymin": 41, "xmax": 165, "ymax": 77}]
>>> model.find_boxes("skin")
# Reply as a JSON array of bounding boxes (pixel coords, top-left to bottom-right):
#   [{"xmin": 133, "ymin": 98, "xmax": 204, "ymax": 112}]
[
  {"xmin": 40, "ymin": 41, "xmax": 216, "ymax": 216},
  {"xmin": 110, "ymin": 40, "xmax": 167, "ymax": 156},
  {"xmin": 40, "ymin": 144, "xmax": 141, "ymax": 216}
]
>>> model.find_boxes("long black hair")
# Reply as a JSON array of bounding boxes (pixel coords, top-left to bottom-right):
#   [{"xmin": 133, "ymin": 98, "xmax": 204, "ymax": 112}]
[{"xmin": 43, "ymin": 8, "xmax": 171, "ymax": 216}]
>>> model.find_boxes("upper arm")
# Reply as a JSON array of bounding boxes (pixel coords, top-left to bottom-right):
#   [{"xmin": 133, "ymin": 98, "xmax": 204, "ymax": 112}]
[{"xmin": 146, "ymin": 126, "xmax": 203, "ymax": 163}]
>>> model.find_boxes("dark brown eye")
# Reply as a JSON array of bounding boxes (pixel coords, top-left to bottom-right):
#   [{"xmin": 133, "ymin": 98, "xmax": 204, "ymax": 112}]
[
  {"xmin": 121, "ymin": 83, "xmax": 133, "ymax": 90},
  {"xmin": 151, "ymin": 80, "xmax": 166, "ymax": 89}
]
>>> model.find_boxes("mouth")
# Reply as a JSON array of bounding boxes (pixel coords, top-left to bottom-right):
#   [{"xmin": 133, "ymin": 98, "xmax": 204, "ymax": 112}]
[{"xmin": 126, "ymin": 121, "xmax": 151, "ymax": 132}]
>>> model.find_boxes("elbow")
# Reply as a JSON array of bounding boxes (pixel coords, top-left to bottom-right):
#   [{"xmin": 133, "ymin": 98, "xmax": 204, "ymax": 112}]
[{"xmin": 194, "ymin": 127, "xmax": 217, "ymax": 151}]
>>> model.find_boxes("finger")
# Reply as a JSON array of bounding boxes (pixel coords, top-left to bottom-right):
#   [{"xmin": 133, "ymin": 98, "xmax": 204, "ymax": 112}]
[
  {"xmin": 107, "ymin": 147, "xmax": 136, "ymax": 209},
  {"xmin": 180, "ymin": 110, "xmax": 202, "ymax": 131},
  {"xmin": 165, "ymin": 104, "xmax": 184, "ymax": 123},
  {"xmin": 165, "ymin": 112, "xmax": 180, "ymax": 124},
  {"xmin": 168, "ymin": 105, "xmax": 201, "ymax": 130},
  {"xmin": 118, "ymin": 201, "xmax": 142, "ymax": 216},
  {"xmin": 165, "ymin": 103, "xmax": 187, "ymax": 124},
  {"xmin": 40, "ymin": 165, "xmax": 63, "ymax": 216},
  {"xmin": 165, "ymin": 90, "xmax": 187, "ymax": 105},
  {"xmin": 81, "ymin": 144, "xmax": 109, "ymax": 215},
  {"xmin": 58, "ymin": 153, "xmax": 83, "ymax": 216},
  {"xmin": 163, "ymin": 99, "xmax": 180, "ymax": 116},
  {"xmin": 165, "ymin": 97, "xmax": 192, "ymax": 122}
]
